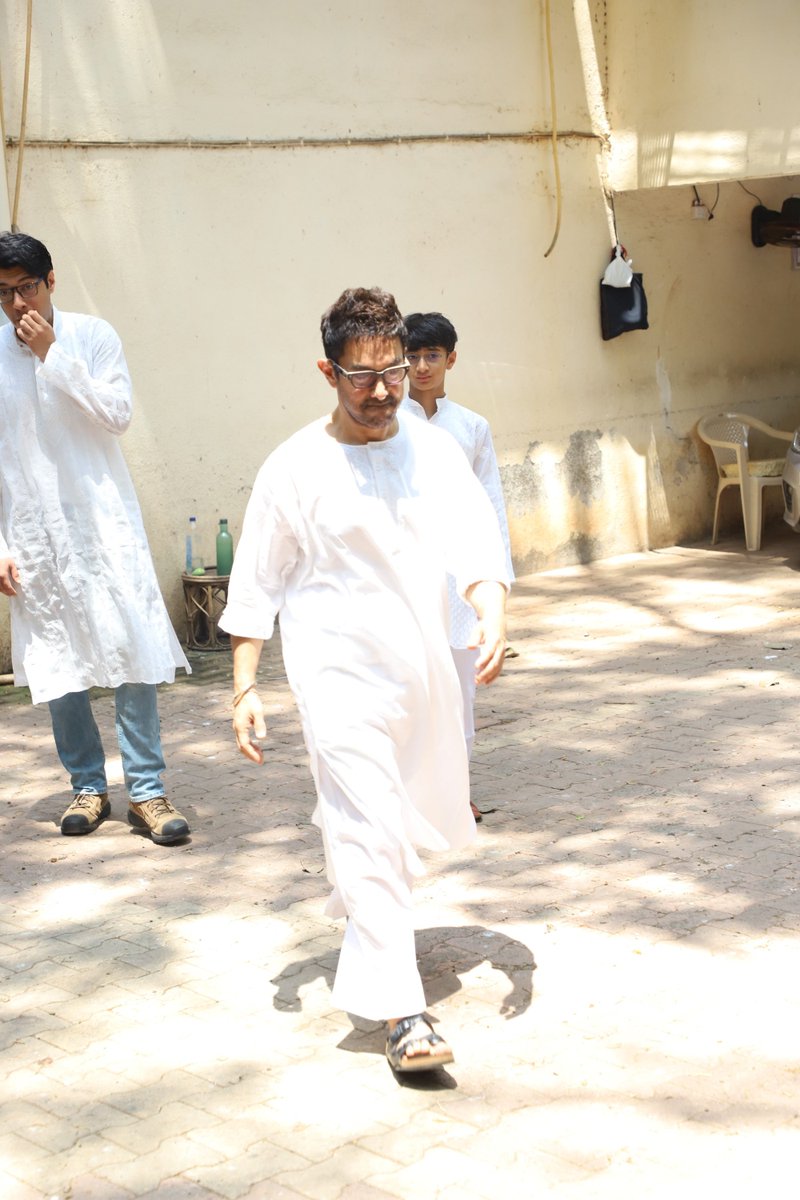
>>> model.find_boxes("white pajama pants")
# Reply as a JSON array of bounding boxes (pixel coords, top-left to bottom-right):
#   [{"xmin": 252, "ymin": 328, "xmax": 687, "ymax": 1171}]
[{"xmin": 450, "ymin": 646, "xmax": 479, "ymax": 760}]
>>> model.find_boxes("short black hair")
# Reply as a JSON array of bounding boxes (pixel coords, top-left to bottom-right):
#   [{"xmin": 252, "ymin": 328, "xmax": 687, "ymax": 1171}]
[
  {"xmin": 320, "ymin": 287, "xmax": 407, "ymax": 361},
  {"xmin": 0, "ymin": 231, "xmax": 53, "ymax": 280},
  {"xmin": 404, "ymin": 312, "xmax": 457, "ymax": 354}
]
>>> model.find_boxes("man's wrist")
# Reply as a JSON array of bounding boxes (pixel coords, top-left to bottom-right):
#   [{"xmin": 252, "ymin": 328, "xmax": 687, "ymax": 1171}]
[{"xmin": 233, "ymin": 682, "xmax": 257, "ymax": 708}]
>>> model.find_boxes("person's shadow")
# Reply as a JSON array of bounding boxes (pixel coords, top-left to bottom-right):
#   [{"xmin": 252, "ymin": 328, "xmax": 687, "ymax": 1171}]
[{"xmin": 270, "ymin": 924, "xmax": 536, "ymax": 1086}]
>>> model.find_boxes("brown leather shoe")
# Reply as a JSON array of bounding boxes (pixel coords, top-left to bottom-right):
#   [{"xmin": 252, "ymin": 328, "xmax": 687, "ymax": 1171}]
[
  {"xmin": 61, "ymin": 791, "xmax": 110, "ymax": 836},
  {"xmin": 128, "ymin": 797, "xmax": 190, "ymax": 845},
  {"xmin": 470, "ymin": 800, "xmax": 483, "ymax": 823}
]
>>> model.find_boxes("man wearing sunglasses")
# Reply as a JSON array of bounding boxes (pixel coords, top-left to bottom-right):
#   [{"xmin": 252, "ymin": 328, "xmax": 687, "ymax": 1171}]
[
  {"xmin": 0, "ymin": 232, "xmax": 190, "ymax": 846},
  {"xmin": 220, "ymin": 287, "xmax": 509, "ymax": 1073}
]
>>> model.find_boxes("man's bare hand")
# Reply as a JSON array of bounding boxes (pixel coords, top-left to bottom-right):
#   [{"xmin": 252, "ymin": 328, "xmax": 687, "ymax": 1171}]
[
  {"xmin": 465, "ymin": 580, "xmax": 507, "ymax": 685},
  {"xmin": 470, "ymin": 620, "xmax": 507, "ymax": 684},
  {"xmin": 232, "ymin": 689, "xmax": 267, "ymax": 763},
  {"xmin": 0, "ymin": 557, "xmax": 20, "ymax": 596},
  {"xmin": 230, "ymin": 636, "xmax": 266, "ymax": 762},
  {"xmin": 16, "ymin": 311, "xmax": 55, "ymax": 361}
]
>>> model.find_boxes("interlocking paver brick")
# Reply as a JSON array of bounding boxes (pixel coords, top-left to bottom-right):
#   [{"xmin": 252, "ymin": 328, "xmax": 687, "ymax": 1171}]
[
  {"xmin": 60, "ymin": 1173, "xmax": 136, "ymax": 1199},
  {"xmin": 0, "ymin": 1171, "xmax": 49, "ymax": 1200},
  {"xmin": 3, "ymin": 533, "xmax": 800, "ymax": 1197},
  {"xmin": 368, "ymin": 1144, "xmax": 590, "ymax": 1198},
  {"xmin": 184, "ymin": 1140, "xmax": 312, "ymax": 1199},
  {"xmin": 356, "ymin": 1110, "xmax": 478, "ymax": 1167},
  {"xmin": 10, "ymin": 1133, "xmax": 137, "ymax": 1191},
  {"xmin": 136, "ymin": 1183, "xmax": 223, "ymax": 1200},
  {"xmin": 235, "ymin": 1184, "xmax": 310, "ymax": 1200},
  {"xmin": 338, "ymin": 1186, "xmax": 404, "ymax": 1200},
  {"xmin": 274, "ymin": 1145, "xmax": 405, "ymax": 1200},
  {"xmin": 102, "ymin": 1101, "xmax": 221, "ymax": 1154}
]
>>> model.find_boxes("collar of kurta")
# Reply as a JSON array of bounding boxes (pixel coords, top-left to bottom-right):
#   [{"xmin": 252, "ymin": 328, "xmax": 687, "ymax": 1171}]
[{"xmin": 405, "ymin": 393, "xmax": 449, "ymax": 419}]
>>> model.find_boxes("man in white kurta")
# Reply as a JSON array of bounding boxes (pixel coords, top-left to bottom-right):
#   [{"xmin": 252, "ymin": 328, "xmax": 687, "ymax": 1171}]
[
  {"xmin": 402, "ymin": 312, "xmax": 515, "ymax": 810},
  {"xmin": 0, "ymin": 232, "xmax": 190, "ymax": 845},
  {"xmin": 220, "ymin": 287, "xmax": 507, "ymax": 1070}
]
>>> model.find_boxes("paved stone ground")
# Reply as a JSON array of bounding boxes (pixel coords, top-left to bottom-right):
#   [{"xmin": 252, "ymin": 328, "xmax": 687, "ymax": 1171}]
[{"xmin": 2, "ymin": 529, "xmax": 800, "ymax": 1200}]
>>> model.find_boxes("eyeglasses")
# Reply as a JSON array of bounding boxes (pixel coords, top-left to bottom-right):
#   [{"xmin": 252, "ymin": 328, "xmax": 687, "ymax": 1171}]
[
  {"xmin": 0, "ymin": 279, "xmax": 43, "ymax": 304},
  {"xmin": 330, "ymin": 360, "xmax": 410, "ymax": 390},
  {"xmin": 407, "ymin": 352, "xmax": 444, "ymax": 366}
]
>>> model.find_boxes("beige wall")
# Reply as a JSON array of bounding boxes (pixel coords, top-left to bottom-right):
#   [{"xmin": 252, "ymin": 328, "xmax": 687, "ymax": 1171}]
[
  {"xmin": 607, "ymin": 0, "xmax": 800, "ymax": 189},
  {"xmin": 2, "ymin": 1, "xmax": 800, "ymax": 672}
]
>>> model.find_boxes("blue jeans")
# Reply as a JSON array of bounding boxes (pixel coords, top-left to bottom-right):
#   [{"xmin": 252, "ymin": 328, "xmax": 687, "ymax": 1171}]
[{"xmin": 48, "ymin": 683, "xmax": 166, "ymax": 803}]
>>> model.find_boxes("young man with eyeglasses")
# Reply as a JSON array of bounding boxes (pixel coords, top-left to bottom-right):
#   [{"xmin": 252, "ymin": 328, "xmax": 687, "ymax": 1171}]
[
  {"xmin": 0, "ymin": 231, "xmax": 191, "ymax": 845},
  {"xmin": 220, "ymin": 287, "xmax": 509, "ymax": 1072},
  {"xmin": 402, "ymin": 313, "xmax": 514, "ymax": 821}
]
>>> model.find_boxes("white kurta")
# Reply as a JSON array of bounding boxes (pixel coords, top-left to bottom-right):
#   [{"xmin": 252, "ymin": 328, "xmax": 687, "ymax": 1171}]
[
  {"xmin": 219, "ymin": 411, "xmax": 508, "ymax": 1019},
  {"xmin": 402, "ymin": 394, "xmax": 514, "ymax": 647},
  {"xmin": 0, "ymin": 309, "xmax": 189, "ymax": 704}
]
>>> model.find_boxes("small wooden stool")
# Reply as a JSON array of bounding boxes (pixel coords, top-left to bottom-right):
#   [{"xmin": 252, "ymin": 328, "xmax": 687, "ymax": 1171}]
[{"xmin": 181, "ymin": 572, "xmax": 231, "ymax": 651}]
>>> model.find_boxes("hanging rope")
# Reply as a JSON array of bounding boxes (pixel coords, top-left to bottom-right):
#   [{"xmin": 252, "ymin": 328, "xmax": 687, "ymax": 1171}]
[
  {"xmin": 0, "ymin": 59, "xmax": 7, "ymax": 221},
  {"xmin": 542, "ymin": 0, "xmax": 562, "ymax": 258},
  {"xmin": 11, "ymin": 0, "xmax": 34, "ymax": 230},
  {"xmin": 607, "ymin": 188, "xmax": 619, "ymax": 247}
]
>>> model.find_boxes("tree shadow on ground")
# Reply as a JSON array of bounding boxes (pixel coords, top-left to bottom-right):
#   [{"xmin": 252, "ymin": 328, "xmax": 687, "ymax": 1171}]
[{"xmin": 3, "ymin": 541, "xmax": 800, "ymax": 1150}]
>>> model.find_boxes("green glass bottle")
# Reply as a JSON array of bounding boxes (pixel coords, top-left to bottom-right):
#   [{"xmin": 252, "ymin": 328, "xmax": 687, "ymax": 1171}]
[{"xmin": 215, "ymin": 518, "xmax": 234, "ymax": 576}]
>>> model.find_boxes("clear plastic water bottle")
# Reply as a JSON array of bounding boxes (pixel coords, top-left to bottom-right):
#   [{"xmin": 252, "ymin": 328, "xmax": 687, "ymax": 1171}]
[
  {"xmin": 185, "ymin": 516, "xmax": 198, "ymax": 573},
  {"xmin": 216, "ymin": 518, "xmax": 234, "ymax": 576},
  {"xmin": 186, "ymin": 516, "xmax": 206, "ymax": 572}
]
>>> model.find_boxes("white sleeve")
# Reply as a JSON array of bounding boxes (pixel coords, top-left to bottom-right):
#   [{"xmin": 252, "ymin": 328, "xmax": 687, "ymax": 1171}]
[
  {"xmin": 37, "ymin": 319, "xmax": 133, "ymax": 435},
  {"xmin": 438, "ymin": 439, "xmax": 511, "ymax": 598},
  {"xmin": 218, "ymin": 460, "xmax": 300, "ymax": 640},
  {"xmin": 473, "ymin": 421, "xmax": 515, "ymax": 583}
]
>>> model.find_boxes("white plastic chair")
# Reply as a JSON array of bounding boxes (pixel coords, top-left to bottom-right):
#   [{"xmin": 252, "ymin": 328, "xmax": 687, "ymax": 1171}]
[{"xmin": 697, "ymin": 413, "xmax": 793, "ymax": 551}]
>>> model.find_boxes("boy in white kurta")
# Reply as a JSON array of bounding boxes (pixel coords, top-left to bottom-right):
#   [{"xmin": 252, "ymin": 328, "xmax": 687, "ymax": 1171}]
[
  {"xmin": 0, "ymin": 232, "xmax": 190, "ymax": 845},
  {"xmin": 220, "ymin": 288, "xmax": 508, "ymax": 1072},
  {"xmin": 402, "ymin": 312, "xmax": 514, "ymax": 818}
]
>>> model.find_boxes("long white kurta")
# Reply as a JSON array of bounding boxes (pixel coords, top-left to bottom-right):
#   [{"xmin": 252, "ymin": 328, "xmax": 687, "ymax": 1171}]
[
  {"xmin": 219, "ymin": 411, "xmax": 508, "ymax": 1019},
  {"xmin": 0, "ymin": 308, "xmax": 189, "ymax": 704}
]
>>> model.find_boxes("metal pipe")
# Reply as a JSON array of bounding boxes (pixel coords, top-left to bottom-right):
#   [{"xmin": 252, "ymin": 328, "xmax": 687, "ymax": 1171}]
[{"xmin": 3, "ymin": 130, "xmax": 604, "ymax": 152}]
